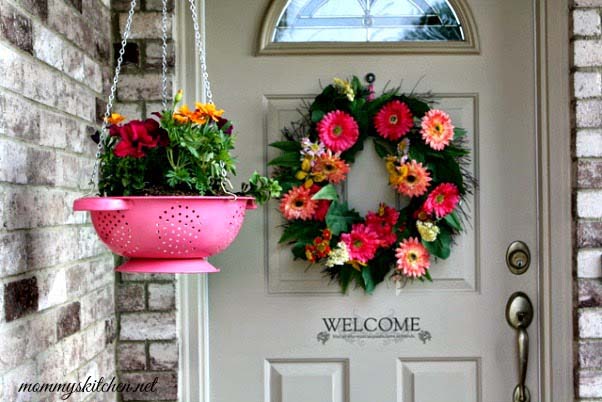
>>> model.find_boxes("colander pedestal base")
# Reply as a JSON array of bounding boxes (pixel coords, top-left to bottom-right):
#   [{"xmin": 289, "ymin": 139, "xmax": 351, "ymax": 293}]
[{"xmin": 116, "ymin": 258, "xmax": 220, "ymax": 273}]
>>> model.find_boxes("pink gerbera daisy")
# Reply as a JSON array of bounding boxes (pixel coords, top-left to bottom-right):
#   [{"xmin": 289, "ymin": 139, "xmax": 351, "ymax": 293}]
[
  {"xmin": 279, "ymin": 186, "xmax": 317, "ymax": 221},
  {"xmin": 395, "ymin": 237, "xmax": 430, "ymax": 278},
  {"xmin": 423, "ymin": 183, "xmax": 460, "ymax": 218},
  {"xmin": 340, "ymin": 224, "xmax": 380, "ymax": 263},
  {"xmin": 420, "ymin": 109, "xmax": 455, "ymax": 151},
  {"xmin": 317, "ymin": 110, "xmax": 359, "ymax": 152},
  {"xmin": 390, "ymin": 160, "xmax": 431, "ymax": 198},
  {"xmin": 374, "ymin": 100, "xmax": 414, "ymax": 141}
]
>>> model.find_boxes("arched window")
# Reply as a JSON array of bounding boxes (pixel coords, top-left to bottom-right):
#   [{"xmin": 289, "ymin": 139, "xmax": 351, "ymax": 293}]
[{"xmin": 258, "ymin": 0, "xmax": 479, "ymax": 54}]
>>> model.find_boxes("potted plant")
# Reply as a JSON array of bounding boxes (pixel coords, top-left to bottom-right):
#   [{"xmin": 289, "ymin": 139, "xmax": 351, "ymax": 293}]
[{"xmin": 74, "ymin": 91, "xmax": 281, "ymax": 273}]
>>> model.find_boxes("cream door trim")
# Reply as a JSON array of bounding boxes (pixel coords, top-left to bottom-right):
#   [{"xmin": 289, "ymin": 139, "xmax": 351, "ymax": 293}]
[
  {"xmin": 176, "ymin": 0, "xmax": 574, "ymax": 399},
  {"xmin": 175, "ymin": 1, "xmax": 211, "ymax": 402},
  {"xmin": 256, "ymin": 0, "xmax": 481, "ymax": 55},
  {"xmin": 537, "ymin": 0, "xmax": 574, "ymax": 400}
]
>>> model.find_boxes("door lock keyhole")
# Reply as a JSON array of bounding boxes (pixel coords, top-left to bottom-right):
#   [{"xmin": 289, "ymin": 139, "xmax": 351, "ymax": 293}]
[{"xmin": 507, "ymin": 241, "xmax": 531, "ymax": 275}]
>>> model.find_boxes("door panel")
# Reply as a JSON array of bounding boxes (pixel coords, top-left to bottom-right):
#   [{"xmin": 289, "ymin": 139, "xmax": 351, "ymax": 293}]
[
  {"xmin": 265, "ymin": 359, "xmax": 349, "ymax": 402},
  {"xmin": 397, "ymin": 359, "xmax": 479, "ymax": 402},
  {"xmin": 206, "ymin": 0, "xmax": 539, "ymax": 401}
]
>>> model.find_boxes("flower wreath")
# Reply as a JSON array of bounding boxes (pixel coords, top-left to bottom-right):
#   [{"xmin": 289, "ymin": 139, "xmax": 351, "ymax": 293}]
[{"xmin": 269, "ymin": 76, "xmax": 473, "ymax": 293}]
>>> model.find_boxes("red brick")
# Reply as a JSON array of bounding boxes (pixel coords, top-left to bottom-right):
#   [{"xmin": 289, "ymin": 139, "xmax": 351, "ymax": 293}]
[
  {"xmin": 578, "ymin": 159, "xmax": 602, "ymax": 188},
  {"xmin": 0, "ymin": 3, "xmax": 33, "ymax": 54},
  {"xmin": 4, "ymin": 277, "xmax": 38, "ymax": 321}
]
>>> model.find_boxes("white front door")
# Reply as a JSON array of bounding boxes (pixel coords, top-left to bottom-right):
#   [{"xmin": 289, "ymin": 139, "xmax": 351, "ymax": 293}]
[{"xmin": 206, "ymin": 0, "xmax": 540, "ymax": 401}]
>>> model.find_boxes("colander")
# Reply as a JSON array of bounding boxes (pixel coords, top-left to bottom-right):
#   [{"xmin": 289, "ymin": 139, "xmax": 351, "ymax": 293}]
[{"xmin": 73, "ymin": 196, "xmax": 257, "ymax": 273}]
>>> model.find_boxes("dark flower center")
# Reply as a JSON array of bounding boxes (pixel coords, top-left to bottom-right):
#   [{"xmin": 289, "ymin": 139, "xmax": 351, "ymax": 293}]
[
  {"xmin": 406, "ymin": 174, "xmax": 416, "ymax": 183},
  {"xmin": 389, "ymin": 115, "xmax": 398, "ymax": 124}
]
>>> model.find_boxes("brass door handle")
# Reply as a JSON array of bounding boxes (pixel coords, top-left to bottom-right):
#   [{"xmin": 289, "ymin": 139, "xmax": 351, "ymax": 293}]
[{"xmin": 506, "ymin": 292, "xmax": 534, "ymax": 402}]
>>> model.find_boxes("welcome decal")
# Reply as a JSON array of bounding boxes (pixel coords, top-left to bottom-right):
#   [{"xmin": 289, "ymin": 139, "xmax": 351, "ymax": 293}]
[{"xmin": 316, "ymin": 313, "xmax": 432, "ymax": 345}]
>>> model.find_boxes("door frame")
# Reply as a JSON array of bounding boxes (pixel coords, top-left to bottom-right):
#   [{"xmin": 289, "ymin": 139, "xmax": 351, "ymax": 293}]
[{"xmin": 175, "ymin": 0, "xmax": 574, "ymax": 400}]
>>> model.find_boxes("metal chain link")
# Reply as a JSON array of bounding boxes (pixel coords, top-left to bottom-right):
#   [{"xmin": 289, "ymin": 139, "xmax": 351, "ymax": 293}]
[
  {"xmin": 188, "ymin": 0, "xmax": 213, "ymax": 104},
  {"xmin": 160, "ymin": 0, "xmax": 169, "ymax": 109},
  {"xmin": 87, "ymin": 0, "xmax": 138, "ymax": 191},
  {"xmin": 87, "ymin": 0, "xmax": 215, "ymax": 192}
]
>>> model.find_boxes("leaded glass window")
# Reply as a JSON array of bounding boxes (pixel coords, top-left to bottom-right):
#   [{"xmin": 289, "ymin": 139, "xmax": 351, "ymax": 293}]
[{"xmin": 273, "ymin": 0, "xmax": 465, "ymax": 43}]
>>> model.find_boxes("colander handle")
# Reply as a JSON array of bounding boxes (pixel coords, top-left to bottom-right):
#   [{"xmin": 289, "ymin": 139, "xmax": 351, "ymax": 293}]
[
  {"xmin": 73, "ymin": 197, "xmax": 130, "ymax": 211},
  {"xmin": 245, "ymin": 198, "xmax": 258, "ymax": 210}
]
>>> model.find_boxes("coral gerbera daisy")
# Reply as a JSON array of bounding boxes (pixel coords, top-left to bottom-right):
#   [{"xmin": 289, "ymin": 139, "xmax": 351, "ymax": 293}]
[
  {"xmin": 312, "ymin": 151, "xmax": 350, "ymax": 184},
  {"xmin": 340, "ymin": 224, "xmax": 379, "ymax": 263},
  {"xmin": 317, "ymin": 110, "xmax": 359, "ymax": 152},
  {"xmin": 420, "ymin": 109, "xmax": 455, "ymax": 151},
  {"xmin": 390, "ymin": 160, "xmax": 431, "ymax": 198},
  {"xmin": 395, "ymin": 237, "xmax": 430, "ymax": 278},
  {"xmin": 374, "ymin": 100, "xmax": 414, "ymax": 141},
  {"xmin": 423, "ymin": 182, "xmax": 460, "ymax": 218},
  {"xmin": 279, "ymin": 186, "xmax": 317, "ymax": 221}
]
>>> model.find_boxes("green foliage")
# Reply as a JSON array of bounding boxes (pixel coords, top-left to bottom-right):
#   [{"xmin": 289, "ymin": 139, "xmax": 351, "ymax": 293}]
[
  {"xmin": 325, "ymin": 201, "xmax": 362, "ymax": 235},
  {"xmin": 311, "ymin": 184, "xmax": 339, "ymax": 201},
  {"xmin": 241, "ymin": 172, "xmax": 282, "ymax": 205},
  {"xmin": 422, "ymin": 226, "xmax": 452, "ymax": 259}
]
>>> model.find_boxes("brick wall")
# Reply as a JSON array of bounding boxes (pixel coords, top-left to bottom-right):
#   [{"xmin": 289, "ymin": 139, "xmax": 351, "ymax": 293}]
[
  {"xmin": 111, "ymin": 1, "xmax": 179, "ymax": 401},
  {"xmin": 573, "ymin": 1, "xmax": 602, "ymax": 400},
  {"xmin": 0, "ymin": 0, "xmax": 117, "ymax": 401}
]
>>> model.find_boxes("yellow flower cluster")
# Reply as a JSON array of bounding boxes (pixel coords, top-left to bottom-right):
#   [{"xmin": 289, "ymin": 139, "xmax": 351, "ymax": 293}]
[
  {"xmin": 417, "ymin": 221, "xmax": 440, "ymax": 242},
  {"xmin": 333, "ymin": 78, "xmax": 355, "ymax": 102}
]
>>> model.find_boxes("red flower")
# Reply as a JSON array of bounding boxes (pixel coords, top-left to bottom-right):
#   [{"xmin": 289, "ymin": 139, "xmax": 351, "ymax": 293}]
[
  {"xmin": 110, "ymin": 118, "xmax": 168, "ymax": 158},
  {"xmin": 309, "ymin": 185, "xmax": 331, "ymax": 221},
  {"xmin": 374, "ymin": 100, "xmax": 414, "ymax": 141},
  {"xmin": 366, "ymin": 204, "xmax": 400, "ymax": 248}
]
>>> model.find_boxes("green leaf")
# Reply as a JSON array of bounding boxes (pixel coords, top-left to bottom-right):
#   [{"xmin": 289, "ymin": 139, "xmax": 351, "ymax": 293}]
[
  {"xmin": 453, "ymin": 127, "xmax": 467, "ymax": 139},
  {"xmin": 399, "ymin": 95, "xmax": 431, "ymax": 118},
  {"xmin": 292, "ymin": 241, "xmax": 307, "ymax": 260},
  {"xmin": 325, "ymin": 201, "xmax": 362, "ymax": 235},
  {"xmin": 423, "ymin": 270, "xmax": 433, "ymax": 282},
  {"xmin": 268, "ymin": 152, "xmax": 301, "ymax": 168},
  {"xmin": 279, "ymin": 221, "xmax": 322, "ymax": 244},
  {"xmin": 269, "ymin": 141, "xmax": 302, "ymax": 152},
  {"xmin": 373, "ymin": 138, "xmax": 396, "ymax": 158},
  {"xmin": 339, "ymin": 265, "xmax": 352, "ymax": 294},
  {"xmin": 311, "ymin": 110, "xmax": 325, "ymax": 123},
  {"xmin": 443, "ymin": 211, "xmax": 463, "ymax": 232},
  {"xmin": 311, "ymin": 184, "xmax": 339, "ymax": 201},
  {"xmin": 422, "ymin": 227, "xmax": 452, "ymax": 259},
  {"xmin": 361, "ymin": 267, "xmax": 375, "ymax": 294}
]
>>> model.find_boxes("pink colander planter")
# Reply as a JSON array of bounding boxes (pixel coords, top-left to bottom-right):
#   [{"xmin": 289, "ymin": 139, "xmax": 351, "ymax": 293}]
[{"xmin": 73, "ymin": 196, "xmax": 256, "ymax": 274}]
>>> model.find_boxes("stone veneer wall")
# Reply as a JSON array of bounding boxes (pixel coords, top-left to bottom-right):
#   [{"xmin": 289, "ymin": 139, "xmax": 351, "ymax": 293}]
[
  {"xmin": 0, "ymin": 0, "xmax": 117, "ymax": 401},
  {"xmin": 110, "ymin": 1, "xmax": 178, "ymax": 401},
  {"xmin": 573, "ymin": 0, "xmax": 602, "ymax": 400}
]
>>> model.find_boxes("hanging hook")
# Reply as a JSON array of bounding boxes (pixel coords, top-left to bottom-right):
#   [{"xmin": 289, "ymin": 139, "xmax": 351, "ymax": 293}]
[{"xmin": 365, "ymin": 73, "xmax": 376, "ymax": 84}]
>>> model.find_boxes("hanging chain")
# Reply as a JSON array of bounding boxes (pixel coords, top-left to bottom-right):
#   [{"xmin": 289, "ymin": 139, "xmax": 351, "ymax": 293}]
[
  {"xmin": 87, "ymin": 0, "xmax": 137, "ymax": 191},
  {"xmin": 188, "ymin": 0, "xmax": 213, "ymax": 104},
  {"xmin": 160, "ymin": 0, "xmax": 169, "ymax": 109},
  {"xmin": 87, "ymin": 0, "xmax": 216, "ymax": 192}
]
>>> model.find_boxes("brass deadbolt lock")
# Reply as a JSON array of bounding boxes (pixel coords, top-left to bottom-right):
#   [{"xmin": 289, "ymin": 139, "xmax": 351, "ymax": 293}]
[{"xmin": 506, "ymin": 241, "xmax": 531, "ymax": 275}]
